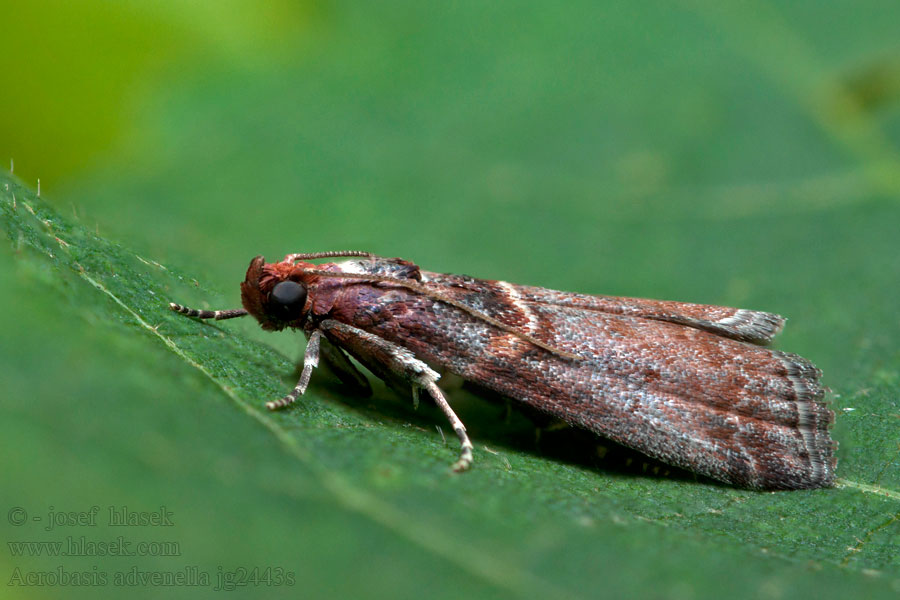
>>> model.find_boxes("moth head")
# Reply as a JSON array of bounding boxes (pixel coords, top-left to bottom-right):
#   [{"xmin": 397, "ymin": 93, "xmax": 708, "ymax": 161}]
[{"xmin": 240, "ymin": 255, "xmax": 310, "ymax": 331}]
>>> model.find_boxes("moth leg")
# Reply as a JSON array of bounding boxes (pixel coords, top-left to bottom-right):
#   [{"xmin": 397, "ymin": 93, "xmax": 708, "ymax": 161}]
[
  {"xmin": 318, "ymin": 336, "xmax": 373, "ymax": 396},
  {"xmin": 266, "ymin": 329, "xmax": 322, "ymax": 410},
  {"xmin": 421, "ymin": 379, "xmax": 474, "ymax": 472},
  {"xmin": 318, "ymin": 319, "xmax": 475, "ymax": 472},
  {"xmin": 320, "ymin": 325, "xmax": 416, "ymax": 402}
]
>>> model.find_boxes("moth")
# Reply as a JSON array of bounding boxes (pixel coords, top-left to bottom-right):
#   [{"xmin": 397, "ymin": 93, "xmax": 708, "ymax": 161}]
[{"xmin": 170, "ymin": 251, "xmax": 835, "ymax": 489}]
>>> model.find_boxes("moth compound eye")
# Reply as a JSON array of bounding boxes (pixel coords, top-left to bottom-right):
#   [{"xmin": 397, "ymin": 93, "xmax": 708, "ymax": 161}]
[{"xmin": 269, "ymin": 280, "xmax": 307, "ymax": 322}]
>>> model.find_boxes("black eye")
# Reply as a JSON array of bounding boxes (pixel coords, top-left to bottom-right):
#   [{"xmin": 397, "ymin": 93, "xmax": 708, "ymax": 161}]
[{"xmin": 269, "ymin": 280, "xmax": 308, "ymax": 322}]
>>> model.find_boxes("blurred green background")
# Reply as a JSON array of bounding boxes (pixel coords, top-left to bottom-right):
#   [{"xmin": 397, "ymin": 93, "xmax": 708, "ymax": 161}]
[{"xmin": 2, "ymin": 1, "xmax": 900, "ymax": 598}]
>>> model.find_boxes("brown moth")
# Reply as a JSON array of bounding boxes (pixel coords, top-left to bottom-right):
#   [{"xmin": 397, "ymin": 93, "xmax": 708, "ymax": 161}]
[{"xmin": 170, "ymin": 251, "xmax": 835, "ymax": 489}]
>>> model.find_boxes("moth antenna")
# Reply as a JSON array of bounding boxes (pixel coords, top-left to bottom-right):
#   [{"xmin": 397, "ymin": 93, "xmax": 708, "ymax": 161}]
[
  {"xmin": 284, "ymin": 251, "xmax": 376, "ymax": 262},
  {"xmin": 300, "ymin": 269, "xmax": 579, "ymax": 360},
  {"xmin": 169, "ymin": 303, "xmax": 248, "ymax": 320}
]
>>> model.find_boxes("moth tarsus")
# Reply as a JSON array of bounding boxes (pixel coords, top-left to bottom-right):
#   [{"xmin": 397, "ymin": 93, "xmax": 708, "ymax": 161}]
[{"xmin": 170, "ymin": 252, "xmax": 836, "ymax": 489}]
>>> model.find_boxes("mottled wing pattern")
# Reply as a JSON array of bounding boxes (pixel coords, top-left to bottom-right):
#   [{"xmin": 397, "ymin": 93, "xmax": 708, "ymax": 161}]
[
  {"xmin": 332, "ymin": 262, "xmax": 834, "ymax": 489},
  {"xmin": 422, "ymin": 271, "xmax": 784, "ymax": 344}
]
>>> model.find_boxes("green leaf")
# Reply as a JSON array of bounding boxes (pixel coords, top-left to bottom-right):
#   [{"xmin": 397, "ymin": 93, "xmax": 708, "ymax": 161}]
[{"xmin": 3, "ymin": 170, "xmax": 899, "ymax": 598}]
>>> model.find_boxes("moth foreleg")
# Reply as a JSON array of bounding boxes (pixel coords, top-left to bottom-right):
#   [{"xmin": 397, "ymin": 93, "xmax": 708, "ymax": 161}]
[
  {"xmin": 266, "ymin": 329, "xmax": 322, "ymax": 410},
  {"xmin": 318, "ymin": 319, "xmax": 475, "ymax": 472}
]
